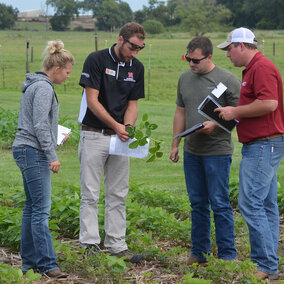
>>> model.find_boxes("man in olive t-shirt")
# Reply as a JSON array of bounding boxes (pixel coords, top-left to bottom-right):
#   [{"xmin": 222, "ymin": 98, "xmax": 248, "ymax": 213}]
[{"xmin": 170, "ymin": 36, "xmax": 240, "ymax": 265}]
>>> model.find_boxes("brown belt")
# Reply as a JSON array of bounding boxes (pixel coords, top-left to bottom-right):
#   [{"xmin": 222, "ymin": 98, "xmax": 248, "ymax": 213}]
[
  {"xmin": 81, "ymin": 125, "xmax": 116, "ymax": 135},
  {"xmin": 245, "ymin": 133, "xmax": 283, "ymax": 145}
]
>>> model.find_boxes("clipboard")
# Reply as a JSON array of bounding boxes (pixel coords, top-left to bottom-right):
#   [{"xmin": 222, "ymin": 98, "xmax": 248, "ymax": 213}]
[
  {"xmin": 198, "ymin": 95, "xmax": 238, "ymax": 133},
  {"xmin": 174, "ymin": 123, "xmax": 204, "ymax": 138}
]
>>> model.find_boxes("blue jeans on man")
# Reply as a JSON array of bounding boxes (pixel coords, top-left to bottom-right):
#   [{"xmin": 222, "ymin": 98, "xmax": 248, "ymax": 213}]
[
  {"xmin": 239, "ymin": 135, "xmax": 284, "ymax": 275},
  {"xmin": 183, "ymin": 152, "xmax": 237, "ymax": 261},
  {"xmin": 13, "ymin": 146, "xmax": 59, "ymax": 274}
]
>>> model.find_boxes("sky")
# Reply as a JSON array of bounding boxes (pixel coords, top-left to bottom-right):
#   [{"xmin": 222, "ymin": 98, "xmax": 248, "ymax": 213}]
[{"xmin": 0, "ymin": 0, "xmax": 149, "ymax": 14}]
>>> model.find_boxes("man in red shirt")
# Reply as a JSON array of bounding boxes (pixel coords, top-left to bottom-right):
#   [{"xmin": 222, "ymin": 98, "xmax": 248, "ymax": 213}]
[{"xmin": 216, "ymin": 27, "xmax": 284, "ymax": 280}]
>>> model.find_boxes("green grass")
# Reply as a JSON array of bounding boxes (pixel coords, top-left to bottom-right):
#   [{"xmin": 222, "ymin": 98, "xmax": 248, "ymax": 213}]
[
  {"xmin": 0, "ymin": 28, "xmax": 284, "ymax": 100},
  {"xmin": 1, "ymin": 28, "xmax": 284, "ymax": 192}
]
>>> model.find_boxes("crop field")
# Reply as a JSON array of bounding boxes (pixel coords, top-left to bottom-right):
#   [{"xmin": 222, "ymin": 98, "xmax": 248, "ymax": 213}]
[{"xmin": 0, "ymin": 26, "xmax": 284, "ymax": 283}]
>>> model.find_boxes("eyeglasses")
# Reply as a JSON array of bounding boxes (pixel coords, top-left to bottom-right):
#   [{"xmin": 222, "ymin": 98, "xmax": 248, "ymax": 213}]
[
  {"xmin": 185, "ymin": 55, "xmax": 208, "ymax": 64},
  {"xmin": 124, "ymin": 38, "xmax": 145, "ymax": 50}
]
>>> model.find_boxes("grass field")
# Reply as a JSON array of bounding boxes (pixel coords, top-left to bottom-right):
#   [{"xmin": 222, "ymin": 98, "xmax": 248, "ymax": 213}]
[
  {"xmin": 1, "ymin": 28, "xmax": 284, "ymax": 190},
  {"xmin": 0, "ymin": 27, "xmax": 284, "ymax": 282}
]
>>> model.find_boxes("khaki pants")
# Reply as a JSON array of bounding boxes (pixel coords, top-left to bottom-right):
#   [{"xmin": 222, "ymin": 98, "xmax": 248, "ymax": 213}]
[{"xmin": 79, "ymin": 130, "xmax": 129, "ymax": 253}]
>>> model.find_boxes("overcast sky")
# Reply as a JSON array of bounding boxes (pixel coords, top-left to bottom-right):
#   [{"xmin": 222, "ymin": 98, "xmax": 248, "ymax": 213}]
[{"xmin": 0, "ymin": 0, "xmax": 149, "ymax": 14}]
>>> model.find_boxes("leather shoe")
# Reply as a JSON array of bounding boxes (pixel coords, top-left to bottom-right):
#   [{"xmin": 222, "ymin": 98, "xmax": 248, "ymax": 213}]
[
  {"xmin": 44, "ymin": 269, "xmax": 69, "ymax": 278},
  {"xmin": 254, "ymin": 270, "xmax": 268, "ymax": 280},
  {"xmin": 187, "ymin": 256, "xmax": 207, "ymax": 266}
]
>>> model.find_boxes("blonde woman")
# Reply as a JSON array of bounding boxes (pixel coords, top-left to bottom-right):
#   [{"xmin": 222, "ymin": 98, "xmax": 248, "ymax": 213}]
[{"xmin": 13, "ymin": 40, "xmax": 74, "ymax": 278}]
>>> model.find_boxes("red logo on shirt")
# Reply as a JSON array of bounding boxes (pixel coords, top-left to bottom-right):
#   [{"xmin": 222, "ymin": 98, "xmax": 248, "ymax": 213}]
[{"xmin": 128, "ymin": 72, "xmax": 133, "ymax": 78}]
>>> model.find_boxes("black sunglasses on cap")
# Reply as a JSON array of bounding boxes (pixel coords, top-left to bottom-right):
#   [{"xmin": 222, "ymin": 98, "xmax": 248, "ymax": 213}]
[
  {"xmin": 125, "ymin": 38, "xmax": 145, "ymax": 50},
  {"xmin": 185, "ymin": 54, "xmax": 208, "ymax": 64}
]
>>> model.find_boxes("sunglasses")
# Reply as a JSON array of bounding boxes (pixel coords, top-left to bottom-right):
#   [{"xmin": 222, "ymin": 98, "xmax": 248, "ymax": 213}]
[
  {"xmin": 185, "ymin": 55, "xmax": 208, "ymax": 64},
  {"xmin": 125, "ymin": 38, "xmax": 145, "ymax": 50}
]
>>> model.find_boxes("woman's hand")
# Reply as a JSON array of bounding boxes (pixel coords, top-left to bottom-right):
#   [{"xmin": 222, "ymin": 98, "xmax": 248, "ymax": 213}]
[
  {"xmin": 49, "ymin": 160, "xmax": 60, "ymax": 173},
  {"xmin": 62, "ymin": 133, "xmax": 70, "ymax": 144}
]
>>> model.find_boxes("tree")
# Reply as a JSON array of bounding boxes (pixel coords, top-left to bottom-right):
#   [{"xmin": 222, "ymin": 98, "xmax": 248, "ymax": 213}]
[
  {"xmin": 81, "ymin": 0, "xmax": 104, "ymax": 16},
  {"xmin": 47, "ymin": 0, "xmax": 80, "ymax": 30},
  {"xmin": 0, "ymin": 4, "xmax": 18, "ymax": 30},
  {"xmin": 134, "ymin": 1, "xmax": 174, "ymax": 27},
  {"xmin": 216, "ymin": 0, "xmax": 284, "ymax": 29},
  {"xmin": 175, "ymin": 0, "xmax": 232, "ymax": 35},
  {"xmin": 95, "ymin": 0, "xmax": 132, "ymax": 31},
  {"xmin": 216, "ymin": 0, "xmax": 245, "ymax": 27},
  {"xmin": 134, "ymin": 10, "xmax": 147, "ymax": 24},
  {"xmin": 143, "ymin": 19, "xmax": 164, "ymax": 34},
  {"xmin": 151, "ymin": 4, "xmax": 172, "ymax": 26},
  {"xmin": 49, "ymin": 15, "xmax": 71, "ymax": 31},
  {"xmin": 242, "ymin": 0, "xmax": 284, "ymax": 29}
]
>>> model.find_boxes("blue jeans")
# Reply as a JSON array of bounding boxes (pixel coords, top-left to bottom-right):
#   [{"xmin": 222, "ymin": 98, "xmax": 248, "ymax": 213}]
[
  {"xmin": 184, "ymin": 152, "xmax": 237, "ymax": 261},
  {"xmin": 13, "ymin": 146, "xmax": 59, "ymax": 274},
  {"xmin": 239, "ymin": 135, "xmax": 284, "ymax": 275}
]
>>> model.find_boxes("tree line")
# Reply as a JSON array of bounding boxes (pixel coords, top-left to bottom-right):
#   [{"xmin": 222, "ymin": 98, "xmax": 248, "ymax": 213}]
[{"xmin": 1, "ymin": 0, "xmax": 284, "ymax": 34}]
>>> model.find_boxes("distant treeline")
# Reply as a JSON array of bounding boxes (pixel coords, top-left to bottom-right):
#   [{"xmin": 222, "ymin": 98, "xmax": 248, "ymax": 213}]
[{"xmin": 1, "ymin": 0, "xmax": 283, "ymax": 33}]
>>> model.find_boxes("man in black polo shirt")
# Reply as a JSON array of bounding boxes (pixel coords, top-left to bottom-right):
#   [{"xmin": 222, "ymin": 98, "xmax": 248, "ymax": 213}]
[{"xmin": 78, "ymin": 22, "xmax": 145, "ymax": 263}]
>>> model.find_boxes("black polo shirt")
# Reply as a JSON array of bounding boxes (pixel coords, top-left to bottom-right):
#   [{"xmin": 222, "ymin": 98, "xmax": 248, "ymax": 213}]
[{"xmin": 79, "ymin": 44, "xmax": 145, "ymax": 129}]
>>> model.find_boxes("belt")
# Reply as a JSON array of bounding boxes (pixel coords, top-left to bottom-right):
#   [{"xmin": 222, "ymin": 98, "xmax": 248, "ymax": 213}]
[
  {"xmin": 81, "ymin": 125, "xmax": 116, "ymax": 135},
  {"xmin": 245, "ymin": 133, "xmax": 283, "ymax": 145}
]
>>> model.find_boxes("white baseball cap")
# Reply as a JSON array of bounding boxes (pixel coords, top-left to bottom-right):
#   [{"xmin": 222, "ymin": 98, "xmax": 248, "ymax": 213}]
[{"xmin": 217, "ymin": 27, "xmax": 257, "ymax": 50}]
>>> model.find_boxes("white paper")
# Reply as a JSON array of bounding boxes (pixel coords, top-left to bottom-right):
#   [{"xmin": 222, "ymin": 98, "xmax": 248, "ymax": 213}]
[
  {"xmin": 109, "ymin": 136, "xmax": 149, "ymax": 158},
  {"xmin": 57, "ymin": 124, "xmax": 71, "ymax": 145},
  {"xmin": 211, "ymin": 82, "xmax": 227, "ymax": 98}
]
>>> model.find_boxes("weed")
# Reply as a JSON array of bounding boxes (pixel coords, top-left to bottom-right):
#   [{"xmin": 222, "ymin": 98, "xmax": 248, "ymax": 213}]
[
  {"xmin": 0, "ymin": 107, "xmax": 18, "ymax": 149},
  {"xmin": 0, "ymin": 263, "xmax": 41, "ymax": 283}
]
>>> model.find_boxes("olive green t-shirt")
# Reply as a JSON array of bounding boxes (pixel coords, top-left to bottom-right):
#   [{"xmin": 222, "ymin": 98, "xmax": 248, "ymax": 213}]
[{"xmin": 176, "ymin": 65, "xmax": 241, "ymax": 156}]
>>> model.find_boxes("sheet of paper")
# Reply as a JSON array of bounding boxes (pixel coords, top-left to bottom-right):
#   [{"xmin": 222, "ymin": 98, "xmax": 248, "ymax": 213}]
[
  {"xmin": 109, "ymin": 136, "xmax": 149, "ymax": 158},
  {"xmin": 57, "ymin": 124, "xmax": 71, "ymax": 145},
  {"xmin": 211, "ymin": 82, "xmax": 227, "ymax": 98}
]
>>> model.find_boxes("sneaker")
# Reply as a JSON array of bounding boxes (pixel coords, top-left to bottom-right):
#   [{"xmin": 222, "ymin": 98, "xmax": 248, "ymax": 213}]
[
  {"xmin": 85, "ymin": 244, "xmax": 101, "ymax": 256},
  {"xmin": 84, "ymin": 244, "xmax": 101, "ymax": 267},
  {"xmin": 44, "ymin": 269, "xmax": 69, "ymax": 278},
  {"xmin": 111, "ymin": 250, "xmax": 144, "ymax": 263}
]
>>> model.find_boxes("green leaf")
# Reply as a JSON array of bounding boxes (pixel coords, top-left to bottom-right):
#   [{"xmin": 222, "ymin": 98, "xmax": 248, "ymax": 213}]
[
  {"xmin": 156, "ymin": 152, "xmax": 163, "ymax": 158},
  {"xmin": 134, "ymin": 130, "xmax": 143, "ymax": 140},
  {"xmin": 126, "ymin": 126, "xmax": 134, "ymax": 138},
  {"xmin": 138, "ymin": 137, "xmax": 148, "ymax": 146},
  {"xmin": 142, "ymin": 113, "xmax": 148, "ymax": 121},
  {"xmin": 26, "ymin": 269, "xmax": 41, "ymax": 281},
  {"xmin": 150, "ymin": 123, "xmax": 158, "ymax": 130},
  {"xmin": 146, "ymin": 128, "xmax": 151, "ymax": 137},
  {"xmin": 16, "ymin": 268, "xmax": 23, "ymax": 278},
  {"xmin": 149, "ymin": 147, "xmax": 157, "ymax": 154},
  {"xmin": 129, "ymin": 140, "xmax": 139, "ymax": 149},
  {"xmin": 146, "ymin": 155, "xmax": 155, "ymax": 163},
  {"xmin": 154, "ymin": 142, "xmax": 160, "ymax": 151}
]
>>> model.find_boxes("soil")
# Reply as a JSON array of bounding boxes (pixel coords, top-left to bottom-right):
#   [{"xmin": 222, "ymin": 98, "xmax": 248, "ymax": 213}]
[{"xmin": 1, "ymin": 215, "xmax": 283, "ymax": 283}]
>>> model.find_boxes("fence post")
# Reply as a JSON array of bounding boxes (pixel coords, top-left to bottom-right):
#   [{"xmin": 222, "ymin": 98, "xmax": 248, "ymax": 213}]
[
  {"xmin": 273, "ymin": 42, "xmax": 275, "ymax": 56},
  {"xmin": 147, "ymin": 44, "xmax": 152, "ymax": 100},
  {"xmin": 31, "ymin": 47, "xmax": 33, "ymax": 63},
  {"xmin": 26, "ymin": 40, "xmax": 30, "ymax": 73},
  {"xmin": 94, "ymin": 32, "xmax": 98, "ymax": 51}
]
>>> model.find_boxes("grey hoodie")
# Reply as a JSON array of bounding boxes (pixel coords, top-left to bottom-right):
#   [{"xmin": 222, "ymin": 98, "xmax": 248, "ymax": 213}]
[{"xmin": 13, "ymin": 72, "xmax": 59, "ymax": 162}]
